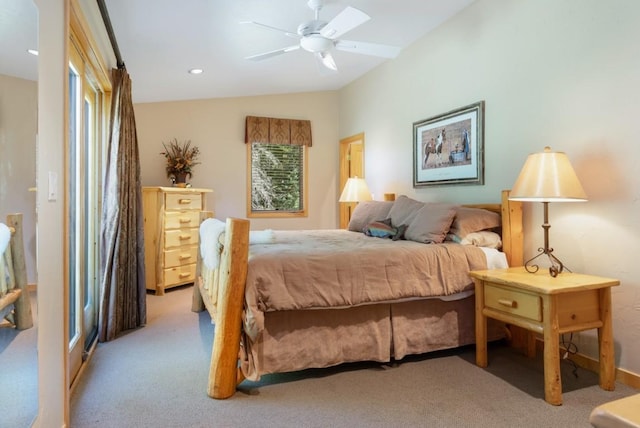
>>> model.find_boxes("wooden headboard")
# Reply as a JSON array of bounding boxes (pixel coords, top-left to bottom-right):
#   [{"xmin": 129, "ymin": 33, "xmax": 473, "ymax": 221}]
[{"xmin": 462, "ymin": 189, "xmax": 523, "ymax": 268}]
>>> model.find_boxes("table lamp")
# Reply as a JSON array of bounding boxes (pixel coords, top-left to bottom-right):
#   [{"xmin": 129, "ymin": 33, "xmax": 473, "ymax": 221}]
[
  {"xmin": 339, "ymin": 176, "xmax": 372, "ymax": 203},
  {"xmin": 509, "ymin": 146, "xmax": 587, "ymax": 276}
]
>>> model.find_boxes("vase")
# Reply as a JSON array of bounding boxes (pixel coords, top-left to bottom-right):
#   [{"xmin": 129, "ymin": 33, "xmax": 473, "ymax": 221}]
[{"xmin": 174, "ymin": 172, "xmax": 188, "ymax": 187}]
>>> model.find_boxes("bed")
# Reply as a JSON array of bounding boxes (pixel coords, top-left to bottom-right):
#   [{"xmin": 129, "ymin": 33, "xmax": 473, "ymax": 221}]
[
  {"xmin": 192, "ymin": 190, "xmax": 523, "ymax": 399},
  {"xmin": 0, "ymin": 213, "xmax": 33, "ymax": 330}
]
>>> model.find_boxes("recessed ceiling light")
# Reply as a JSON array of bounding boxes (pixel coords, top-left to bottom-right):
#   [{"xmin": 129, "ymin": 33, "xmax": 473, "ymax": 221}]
[
  {"xmin": 188, "ymin": 68, "xmax": 203, "ymax": 75},
  {"xmin": 27, "ymin": 49, "xmax": 39, "ymax": 56}
]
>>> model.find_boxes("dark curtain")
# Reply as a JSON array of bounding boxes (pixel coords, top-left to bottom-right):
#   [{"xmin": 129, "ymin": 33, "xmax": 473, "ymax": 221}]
[{"xmin": 98, "ymin": 67, "xmax": 146, "ymax": 342}]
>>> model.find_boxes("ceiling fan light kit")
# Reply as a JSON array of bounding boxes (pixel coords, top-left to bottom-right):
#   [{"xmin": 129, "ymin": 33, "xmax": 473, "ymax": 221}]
[
  {"xmin": 317, "ymin": 51, "xmax": 337, "ymax": 71},
  {"xmin": 300, "ymin": 34, "xmax": 333, "ymax": 53},
  {"xmin": 243, "ymin": 0, "xmax": 401, "ymax": 72}
]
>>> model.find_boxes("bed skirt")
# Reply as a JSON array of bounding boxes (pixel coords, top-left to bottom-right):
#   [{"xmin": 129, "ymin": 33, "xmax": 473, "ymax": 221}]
[{"xmin": 239, "ymin": 295, "xmax": 504, "ymax": 380}]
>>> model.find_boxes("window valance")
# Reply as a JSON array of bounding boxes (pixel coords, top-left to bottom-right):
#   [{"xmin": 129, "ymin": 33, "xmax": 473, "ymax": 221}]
[{"xmin": 245, "ymin": 115, "xmax": 312, "ymax": 146}]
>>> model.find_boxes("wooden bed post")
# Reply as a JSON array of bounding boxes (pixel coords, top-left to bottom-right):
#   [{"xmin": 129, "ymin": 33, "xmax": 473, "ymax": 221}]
[
  {"xmin": 499, "ymin": 191, "xmax": 534, "ymax": 355},
  {"xmin": 208, "ymin": 217, "xmax": 250, "ymax": 399},
  {"xmin": 7, "ymin": 214, "xmax": 33, "ymax": 330},
  {"xmin": 500, "ymin": 190, "xmax": 523, "ymax": 268},
  {"xmin": 192, "ymin": 210, "xmax": 215, "ymax": 313}
]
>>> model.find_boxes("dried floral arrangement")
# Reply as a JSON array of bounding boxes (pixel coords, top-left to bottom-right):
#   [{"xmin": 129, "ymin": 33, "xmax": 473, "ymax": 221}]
[{"xmin": 160, "ymin": 138, "xmax": 200, "ymax": 179}]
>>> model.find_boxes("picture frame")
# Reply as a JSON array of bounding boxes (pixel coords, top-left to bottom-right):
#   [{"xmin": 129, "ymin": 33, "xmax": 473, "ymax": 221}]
[{"xmin": 413, "ymin": 101, "xmax": 484, "ymax": 187}]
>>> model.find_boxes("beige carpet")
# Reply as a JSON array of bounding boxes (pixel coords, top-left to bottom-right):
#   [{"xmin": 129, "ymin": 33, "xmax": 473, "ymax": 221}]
[
  {"xmin": 70, "ymin": 286, "xmax": 638, "ymax": 428},
  {"xmin": 0, "ymin": 291, "xmax": 38, "ymax": 428}
]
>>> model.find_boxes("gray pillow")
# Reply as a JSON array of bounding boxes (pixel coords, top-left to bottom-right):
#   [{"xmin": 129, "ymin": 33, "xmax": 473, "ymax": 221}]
[
  {"xmin": 448, "ymin": 206, "xmax": 501, "ymax": 240},
  {"xmin": 347, "ymin": 201, "xmax": 394, "ymax": 232},
  {"xmin": 388, "ymin": 195, "xmax": 425, "ymax": 227},
  {"xmin": 405, "ymin": 203, "xmax": 457, "ymax": 244}
]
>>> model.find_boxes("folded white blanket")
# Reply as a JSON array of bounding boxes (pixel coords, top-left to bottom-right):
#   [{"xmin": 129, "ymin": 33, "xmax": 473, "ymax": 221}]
[
  {"xmin": 199, "ymin": 218, "xmax": 226, "ymax": 270},
  {"xmin": 0, "ymin": 223, "xmax": 10, "ymax": 256},
  {"xmin": 199, "ymin": 218, "xmax": 275, "ymax": 270}
]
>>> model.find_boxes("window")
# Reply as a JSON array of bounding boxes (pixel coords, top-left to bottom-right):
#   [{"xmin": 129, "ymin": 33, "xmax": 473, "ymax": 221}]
[{"xmin": 248, "ymin": 142, "xmax": 308, "ymax": 217}]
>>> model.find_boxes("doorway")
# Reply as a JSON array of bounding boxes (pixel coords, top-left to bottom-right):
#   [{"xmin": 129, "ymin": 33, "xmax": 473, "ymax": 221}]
[{"xmin": 339, "ymin": 133, "xmax": 365, "ymax": 229}]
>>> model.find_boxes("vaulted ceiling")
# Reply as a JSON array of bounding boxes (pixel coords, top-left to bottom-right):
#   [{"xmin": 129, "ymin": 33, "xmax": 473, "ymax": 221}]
[{"xmin": 1, "ymin": 0, "xmax": 475, "ymax": 103}]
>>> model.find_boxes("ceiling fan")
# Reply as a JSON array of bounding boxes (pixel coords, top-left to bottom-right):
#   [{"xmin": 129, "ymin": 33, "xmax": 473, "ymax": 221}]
[{"xmin": 242, "ymin": 0, "xmax": 401, "ymax": 72}]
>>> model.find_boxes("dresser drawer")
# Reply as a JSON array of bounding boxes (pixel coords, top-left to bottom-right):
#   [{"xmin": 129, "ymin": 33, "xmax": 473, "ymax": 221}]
[
  {"xmin": 165, "ymin": 228, "xmax": 199, "ymax": 248},
  {"xmin": 164, "ymin": 263, "xmax": 196, "ymax": 286},
  {"xmin": 165, "ymin": 193, "xmax": 202, "ymax": 211},
  {"xmin": 164, "ymin": 246, "xmax": 198, "ymax": 268},
  {"xmin": 164, "ymin": 210, "xmax": 200, "ymax": 230},
  {"xmin": 484, "ymin": 283, "xmax": 541, "ymax": 321}
]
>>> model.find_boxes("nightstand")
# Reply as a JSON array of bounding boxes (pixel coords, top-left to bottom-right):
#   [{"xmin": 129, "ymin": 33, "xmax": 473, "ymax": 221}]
[{"xmin": 469, "ymin": 267, "xmax": 619, "ymax": 405}]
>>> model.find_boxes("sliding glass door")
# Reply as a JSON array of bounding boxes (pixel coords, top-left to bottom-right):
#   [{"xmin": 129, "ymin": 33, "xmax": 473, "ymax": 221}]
[{"xmin": 68, "ymin": 41, "xmax": 104, "ymax": 383}]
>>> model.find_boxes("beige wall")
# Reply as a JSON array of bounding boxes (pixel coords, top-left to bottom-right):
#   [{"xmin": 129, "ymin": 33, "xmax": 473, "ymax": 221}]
[
  {"xmin": 339, "ymin": 0, "xmax": 640, "ymax": 375},
  {"xmin": 134, "ymin": 91, "xmax": 340, "ymax": 230},
  {"xmin": 0, "ymin": 74, "xmax": 37, "ymax": 284}
]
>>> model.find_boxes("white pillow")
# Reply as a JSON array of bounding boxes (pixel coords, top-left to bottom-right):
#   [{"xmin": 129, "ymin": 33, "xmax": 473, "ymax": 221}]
[
  {"xmin": 249, "ymin": 229, "xmax": 275, "ymax": 244},
  {"xmin": 459, "ymin": 231, "xmax": 502, "ymax": 249}
]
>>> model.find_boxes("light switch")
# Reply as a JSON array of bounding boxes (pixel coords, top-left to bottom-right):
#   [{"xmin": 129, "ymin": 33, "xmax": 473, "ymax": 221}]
[{"xmin": 48, "ymin": 171, "xmax": 57, "ymax": 201}]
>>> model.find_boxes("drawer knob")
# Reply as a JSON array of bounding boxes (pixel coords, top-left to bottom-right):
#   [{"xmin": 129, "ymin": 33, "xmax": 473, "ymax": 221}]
[
  {"xmin": 179, "ymin": 254, "xmax": 192, "ymax": 260},
  {"xmin": 179, "ymin": 218, "xmax": 191, "ymax": 224},
  {"xmin": 179, "ymin": 234, "xmax": 191, "ymax": 240},
  {"xmin": 179, "ymin": 199, "xmax": 191, "ymax": 204},
  {"xmin": 498, "ymin": 298, "xmax": 517, "ymax": 308},
  {"xmin": 178, "ymin": 273, "xmax": 190, "ymax": 278}
]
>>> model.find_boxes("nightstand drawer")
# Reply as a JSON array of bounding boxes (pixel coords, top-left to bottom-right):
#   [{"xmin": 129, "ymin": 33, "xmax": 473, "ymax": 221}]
[
  {"xmin": 164, "ymin": 211, "xmax": 200, "ymax": 229},
  {"xmin": 164, "ymin": 263, "xmax": 196, "ymax": 286},
  {"xmin": 165, "ymin": 193, "xmax": 202, "ymax": 211},
  {"xmin": 484, "ymin": 283, "xmax": 541, "ymax": 321},
  {"xmin": 165, "ymin": 229, "xmax": 199, "ymax": 248},
  {"xmin": 164, "ymin": 246, "xmax": 198, "ymax": 268}
]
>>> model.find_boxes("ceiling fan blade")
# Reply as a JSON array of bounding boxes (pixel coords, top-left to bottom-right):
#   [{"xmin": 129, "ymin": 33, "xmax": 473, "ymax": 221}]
[
  {"xmin": 240, "ymin": 21, "xmax": 300, "ymax": 39},
  {"xmin": 246, "ymin": 45, "xmax": 300, "ymax": 61},
  {"xmin": 320, "ymin": 6, "xmax": 370, "ymax": 39},
  {"xmin": 335, "ymin": 40, "xmax": 401, "ymax": 58},
  {"xmin": 314, "ymin": 51, "xmax": 338, "ymax": 73}
]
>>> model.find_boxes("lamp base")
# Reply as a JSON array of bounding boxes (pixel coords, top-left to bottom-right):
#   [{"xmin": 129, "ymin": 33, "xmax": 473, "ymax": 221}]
[
  {"xmin": 524, "ymin": 248, "xmax": 565, "ymax": 277},
  {"xmin": 524, "ymin": 201, "xmax": 566, "ymax": 278}
]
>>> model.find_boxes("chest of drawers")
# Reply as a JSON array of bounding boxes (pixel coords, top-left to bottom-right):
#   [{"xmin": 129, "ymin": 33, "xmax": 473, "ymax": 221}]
[{"xmin": 142, "ymin": 186, "xmax": 213, "ymax": 295}]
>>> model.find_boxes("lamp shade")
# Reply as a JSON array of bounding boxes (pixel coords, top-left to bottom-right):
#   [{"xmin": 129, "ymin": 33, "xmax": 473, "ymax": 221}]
[
  {"xmin": 509, "ymin": 146, "xmax": 587, "ymax": 202},
  {"xmin": 339, "ymin": 177, "xmax": 372, "ymax": 203}
]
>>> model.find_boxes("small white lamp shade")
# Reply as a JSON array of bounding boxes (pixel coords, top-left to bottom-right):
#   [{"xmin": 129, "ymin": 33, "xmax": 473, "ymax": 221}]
[
  {"xmin": 339, "ymin": 177, "xmax": 372, "ymax": 203},
  {"xmin": 509, "ymin": 146, "xmax": 587, "ymax": 202}
]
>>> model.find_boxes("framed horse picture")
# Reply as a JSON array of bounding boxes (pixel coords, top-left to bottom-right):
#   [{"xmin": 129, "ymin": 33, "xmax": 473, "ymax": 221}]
[{"xmin": 413, "ymin": 101, "xmax": 484, "ymax": 187}]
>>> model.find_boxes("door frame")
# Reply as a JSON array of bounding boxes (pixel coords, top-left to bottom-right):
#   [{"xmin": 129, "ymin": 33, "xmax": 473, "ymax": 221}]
[{"xmin": 339, "ymin": 133, "xmax": 365, "ymax": 229}]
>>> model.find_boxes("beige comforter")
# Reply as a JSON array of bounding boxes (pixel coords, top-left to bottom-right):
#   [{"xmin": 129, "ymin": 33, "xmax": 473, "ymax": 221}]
[{"xmin": 243, "ymin": 229, "xmax": 487, "ymax": 340}]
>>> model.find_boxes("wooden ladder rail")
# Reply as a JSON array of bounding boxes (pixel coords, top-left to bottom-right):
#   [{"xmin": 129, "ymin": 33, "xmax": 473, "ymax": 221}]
[
  {"xmin": 191, "ymin": 210, "xmax": 215, "ymax": 313},
  {"xmin": 1, "ymin": 214, "xmax": 34, "ymax": 330}
]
